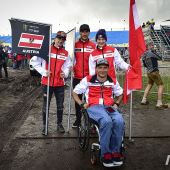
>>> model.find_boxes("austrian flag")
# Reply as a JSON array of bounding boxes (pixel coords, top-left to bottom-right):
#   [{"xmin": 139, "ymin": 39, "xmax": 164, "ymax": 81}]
[{"xmin": 18, "ymin": 33, "xmax": 44, "ymax": 49}]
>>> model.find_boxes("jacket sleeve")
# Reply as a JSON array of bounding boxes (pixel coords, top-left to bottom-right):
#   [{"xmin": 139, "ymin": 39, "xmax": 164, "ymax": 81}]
[
  {"xmin": 113, "ymin": 80, "xmax": 123, "ymax": 97},
  {"xmin": 29, "ymin": 56, "xmax": 46, "ymax": 76},
  {"xmin": 73, "ymin": 77, "xmax": 88, "ymax": 94},
  {"xmin": 114, "ymin": 48, "xmax": 129, "ymax": 70},
  {"xmin": 89, "ymin": 54, "xmax": 96, "ymax": 76},
  {"xmin": 61, "ymin": 56, "xmax": 72, "ymax": 78}
]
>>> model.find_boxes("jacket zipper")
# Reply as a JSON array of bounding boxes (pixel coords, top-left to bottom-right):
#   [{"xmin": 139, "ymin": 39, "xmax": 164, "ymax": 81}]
[
  {"xmin": 82, "ymin": 42, "xmax": 85, "ymax": 78},
  {"xmin": 52, "ymin": 53, "xmax": 57, "ymax": 86}
]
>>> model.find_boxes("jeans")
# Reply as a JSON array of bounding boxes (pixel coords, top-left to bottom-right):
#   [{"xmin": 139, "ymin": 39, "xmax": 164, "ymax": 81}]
[
  {"xmin": 0, "ymin": 62, "xmax": 8, "ymax": 78},
  {"xmin": 87, "ymin": 105, "xmax": 124, "ymax": 158},
  {"xmin": 42, "ymin": 85, "xmax": 64, "ymax": 125}
]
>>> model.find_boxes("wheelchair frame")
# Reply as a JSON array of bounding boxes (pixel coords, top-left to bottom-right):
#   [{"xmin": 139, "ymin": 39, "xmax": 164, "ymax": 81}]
[{"xmin": 78, "ymin": 108, "xmax": 125, "ymax": 165}]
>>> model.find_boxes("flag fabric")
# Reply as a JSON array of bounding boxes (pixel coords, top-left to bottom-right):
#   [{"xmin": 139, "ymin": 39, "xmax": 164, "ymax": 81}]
[
  {"xmin": 65, "ymin": 28, "xmax": 76, "ymax": 63},
  {"xmin": 9, "ymin": 18, "xmax": 51, "ymax": 61},
  {"xmin": 123, "ymin": 0, "xmax": 146, "ymax": 103},
  {"xmin": 18, "ymin": 33, "xmax": 44, "ymax": 49}
]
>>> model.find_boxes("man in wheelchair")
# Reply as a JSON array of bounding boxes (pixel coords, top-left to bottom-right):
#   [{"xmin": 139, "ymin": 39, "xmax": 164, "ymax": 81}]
[{"xmin": 72, "ymin": 58, "xmax": 125, "ymax": 167}]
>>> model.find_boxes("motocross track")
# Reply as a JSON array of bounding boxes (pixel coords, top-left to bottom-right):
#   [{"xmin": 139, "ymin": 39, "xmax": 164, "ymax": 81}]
[{"xmin": 0, "ymin": 68, "xmax": 170, "ymax": 170}]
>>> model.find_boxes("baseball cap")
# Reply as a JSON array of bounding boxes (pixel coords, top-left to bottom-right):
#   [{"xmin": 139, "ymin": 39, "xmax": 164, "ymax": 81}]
[
  {"xmin": 56, "ymin": 31, "xmax": 67, "ymax": 40},
  {"xmin": 79, "ymin": 24, "xmax": 90, "ymax": 32},
  {"xmin": 96, "ymin": 58, "xmax": 109, "ymax": 67}
]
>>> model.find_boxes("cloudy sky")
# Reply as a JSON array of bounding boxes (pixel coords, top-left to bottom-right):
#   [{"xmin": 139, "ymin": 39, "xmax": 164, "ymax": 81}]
[{"xmin": 0, "ymin": 0, "xmax": 169, "ymax": 35}]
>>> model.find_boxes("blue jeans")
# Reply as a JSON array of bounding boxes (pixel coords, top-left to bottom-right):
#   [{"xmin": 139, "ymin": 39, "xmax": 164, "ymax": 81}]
[{"xmin": 87, "ymin": 105, "xmax": 124, "ymax": 158}]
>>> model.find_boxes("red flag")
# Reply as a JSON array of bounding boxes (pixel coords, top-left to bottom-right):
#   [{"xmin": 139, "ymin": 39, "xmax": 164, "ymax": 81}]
[
  {"xmin": 18, "ymin": 33, "xmax": 44, "ymax": 49},
  {"xmin": 123, "ymin": 0, "xmax": 146, "ymax": 103}
]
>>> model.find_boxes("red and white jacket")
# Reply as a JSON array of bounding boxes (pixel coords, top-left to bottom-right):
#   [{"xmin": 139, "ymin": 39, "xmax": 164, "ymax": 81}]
[
  {"xmin": 74, "ymin": 39, "xmax": 96, "ymax": 79},
  {"xmin": 30, "ymin": 45, "xmax": 71, "ymax": 87},
  {"xmin": 89, "ymin": 45, "xmax": 129, "ymax": 84},
  {"xmin": 73, "ymin": 75, "xmax": 123, "ymax": 107}
]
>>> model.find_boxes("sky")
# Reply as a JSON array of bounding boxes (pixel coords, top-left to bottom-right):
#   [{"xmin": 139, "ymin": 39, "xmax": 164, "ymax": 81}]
[{"xmin": 0, "ymin": 0, "xmax": 169, "ymax": 35}]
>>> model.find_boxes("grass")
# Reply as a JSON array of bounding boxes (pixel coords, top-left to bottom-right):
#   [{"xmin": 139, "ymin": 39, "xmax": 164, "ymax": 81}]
[{"xmin": 117, "ymin": 73, "xmax": 170, "ymax": 103}]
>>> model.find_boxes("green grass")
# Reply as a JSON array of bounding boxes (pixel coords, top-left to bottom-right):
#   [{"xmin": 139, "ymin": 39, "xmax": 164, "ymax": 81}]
[{"xmin": 117, "ymin": 74, "xmax": 170, "ymax": 103}]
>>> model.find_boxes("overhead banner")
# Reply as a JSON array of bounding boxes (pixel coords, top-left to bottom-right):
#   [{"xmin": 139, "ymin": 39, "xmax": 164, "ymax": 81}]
[{"xmin": 9, "ymin": 18, "xmax": 51, "ymax": 61}]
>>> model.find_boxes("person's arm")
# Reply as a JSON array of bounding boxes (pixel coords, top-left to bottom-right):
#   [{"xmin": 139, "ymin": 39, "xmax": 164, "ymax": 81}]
[
  {"xmin": 112, "ymin": 80, "xmax": 123, "ymax": 109},
  {"xmin": 72, "ymin": 77, "xmax": 89, "ymax": 109},
  {"xmin": 30, "ymin": 56, "xmax": 48, "ymax": 76},
  {"xmin": 89, "ymin": 54, "xmax": 96, "ymax": 76},
  {"xmin": 114, "ymin": 48, "xmax": 129, "ymax": 70}
]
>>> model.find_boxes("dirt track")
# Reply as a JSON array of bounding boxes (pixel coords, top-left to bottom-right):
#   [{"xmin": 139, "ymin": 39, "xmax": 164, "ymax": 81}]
[{"xmin": 0, "ymin": 68, "xmax": 170, "ymax": 170}]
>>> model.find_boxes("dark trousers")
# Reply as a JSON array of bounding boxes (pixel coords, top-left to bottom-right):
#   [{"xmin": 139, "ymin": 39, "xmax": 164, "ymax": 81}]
[
  {"xmin": 73, "ymin": 78, "xmax": 82, "ymax": 123},
  {"xmin": 42, "ymin": 85, "xmax": 64, "ymax": 125},
  {"xmin": 0, "ymin": 62, "xmax": 8, "ymax": 78}
]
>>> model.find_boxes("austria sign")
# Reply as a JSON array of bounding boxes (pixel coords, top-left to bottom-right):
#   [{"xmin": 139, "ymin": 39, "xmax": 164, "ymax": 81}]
[{"xmin": 9, "ymin": 18, "xmax": 51, "ymax": 61}]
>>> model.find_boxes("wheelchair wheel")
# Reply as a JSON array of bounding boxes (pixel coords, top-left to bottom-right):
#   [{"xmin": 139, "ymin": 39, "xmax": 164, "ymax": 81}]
[{"xmin": 78, "ymin": 109, "xmax": 90, "ymax": 151}]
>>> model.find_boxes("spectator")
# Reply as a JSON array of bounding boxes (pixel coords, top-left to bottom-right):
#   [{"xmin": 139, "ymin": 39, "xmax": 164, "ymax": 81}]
[
  {"xmin": 0, "ymin": 46, "xmax": 8, "ymax": 78},
  {"xmin": 123, "ymin": 47, "xmax": 129, "ymax": 63},
  {"xmin": 141, "ymin": 43, "xmax": 168, "ymax": 109}
]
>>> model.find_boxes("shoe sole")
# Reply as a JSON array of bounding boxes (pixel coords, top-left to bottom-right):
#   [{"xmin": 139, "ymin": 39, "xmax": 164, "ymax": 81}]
[{"xmin": 103, "ymin": 162, "xmax": 122, "ymax": 167}]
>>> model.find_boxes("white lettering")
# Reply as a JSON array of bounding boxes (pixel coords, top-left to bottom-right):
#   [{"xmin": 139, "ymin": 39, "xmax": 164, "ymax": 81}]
[{"xmin": 22, "ymin": 49, "xmax": 39, "ymax": 54}]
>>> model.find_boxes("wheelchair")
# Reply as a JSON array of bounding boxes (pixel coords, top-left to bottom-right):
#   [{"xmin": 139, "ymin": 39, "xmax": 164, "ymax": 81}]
[{"xmin": 78, "ymin": 108, "xmax": 125, "ymax": 166}]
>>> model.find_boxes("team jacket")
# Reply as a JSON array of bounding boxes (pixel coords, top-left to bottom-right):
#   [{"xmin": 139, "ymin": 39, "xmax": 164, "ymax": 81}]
[
  {"xmin": 73, "ymin": 75, "xmax": 123, "ymax": 107},
  {"xmin": 30, "ymin": 45, "xmax": 71, "ymax": 87},
  {"xmin": 89, "ymin": 45, "xmax": 129, "ymax": 84},
  {"xmin": 74, "ymin": 39, "xmax": 96, "ymax": 79}
]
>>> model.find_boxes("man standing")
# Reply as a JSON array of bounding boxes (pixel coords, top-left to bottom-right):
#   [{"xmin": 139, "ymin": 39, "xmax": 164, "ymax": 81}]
[
  {"xmin": 73, "ymin": 58, "xmax": 124, "ymax": 167},
  {"xmin": 89, "ymin": 29, "xmax": 129, "ymax": 84},
  {"xmin": 30, "ymin": 31, "xmax": 71, "ymax": 135},
  {"xmin": 141, "ymin": 43, "xmax": 168, "ymax": 108},
  {"xmin": 72, "ymin": 24, "xmax": 96, "ymax": 128},
  {"xmin": 0, "ymin": 46, "xmax": 8, "ymax": 79}
]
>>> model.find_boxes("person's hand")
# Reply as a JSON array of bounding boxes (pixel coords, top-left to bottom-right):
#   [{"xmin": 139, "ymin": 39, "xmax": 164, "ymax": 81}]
[
  {"xmin": 112, "ymin": 102, "xmax": 120, "ymax": 109},
  {"xmin": 113, "ymin": 104, "xmax": 118, "ymax": 109},
  {"xmin": 60, "ymin": 72, "xmax": 65, "ymax": 78},
  {"xmin": 80, "ymin": 103, "xmax": 89, "ymax": 110},
  {"xmin": 43, "ymin": 70, "xmax": 51, "ymax": 77}
]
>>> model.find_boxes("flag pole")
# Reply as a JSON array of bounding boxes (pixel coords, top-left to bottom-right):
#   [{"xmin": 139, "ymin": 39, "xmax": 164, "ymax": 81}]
[
  {"xmin": 45, "ymin": 25, "xmax": 52, "ymax": 136},
  {"xmin": 129, "ymin": 91, "xmax": 134, "ymax": 142},
  {"xmin": 66, "ymin": 27, "xmax": 76, "ymax": 133}
]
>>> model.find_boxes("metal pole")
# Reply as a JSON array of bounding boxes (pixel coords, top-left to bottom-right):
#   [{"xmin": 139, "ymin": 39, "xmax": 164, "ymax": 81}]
[
  {"xmin": 66, "ymin": 28, "xmax": 76, "ymax": 132},
  {"xmin": 66, "ymin": 71, "xmax": 73, "ymax": 133},
  {"xmin": 45, "ymin": 26, "xmax": 52, "ymax": 136},
  {"xmin": 129, "ymin": 91, "xmax": 134, "ymax": 142}
]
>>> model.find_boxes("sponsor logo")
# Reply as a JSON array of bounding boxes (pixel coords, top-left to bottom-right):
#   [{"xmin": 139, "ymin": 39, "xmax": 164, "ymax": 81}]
[{"xmin": 18, "ymin": 33, "xmax": 44, "ymax": 49}]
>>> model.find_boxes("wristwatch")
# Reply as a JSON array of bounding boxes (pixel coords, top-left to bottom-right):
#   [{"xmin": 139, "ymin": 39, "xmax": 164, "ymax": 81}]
[{"xmin": 80, "ymin": 103, "xmax": 85, "ymax": 108}]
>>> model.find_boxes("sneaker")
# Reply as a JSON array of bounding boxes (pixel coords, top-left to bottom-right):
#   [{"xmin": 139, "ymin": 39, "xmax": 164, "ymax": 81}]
[
  {"xmin": 72, "ymin": 120, "xmax": 80, "ymax": 128},
  {"xmin": 102, "ymin": 159, "xmax": 114, "ymax": 168},
  {"xmin": 112, "ymin": 157, "xmax": 123, "ymax": 166},
  {"xmin": 112, "ymin": 153, "xmax": 124, "ymax": 166},
  {"xmin": 141, "ymin": 101, "xmax": 149, "ymax": 105},
  {"xmin": 57, "ymin": 124, "xmax": 65, "ymax": 133},
  {"xmin": 156, "ymin": 104, "xmax": 168, "ymax": 109}
]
